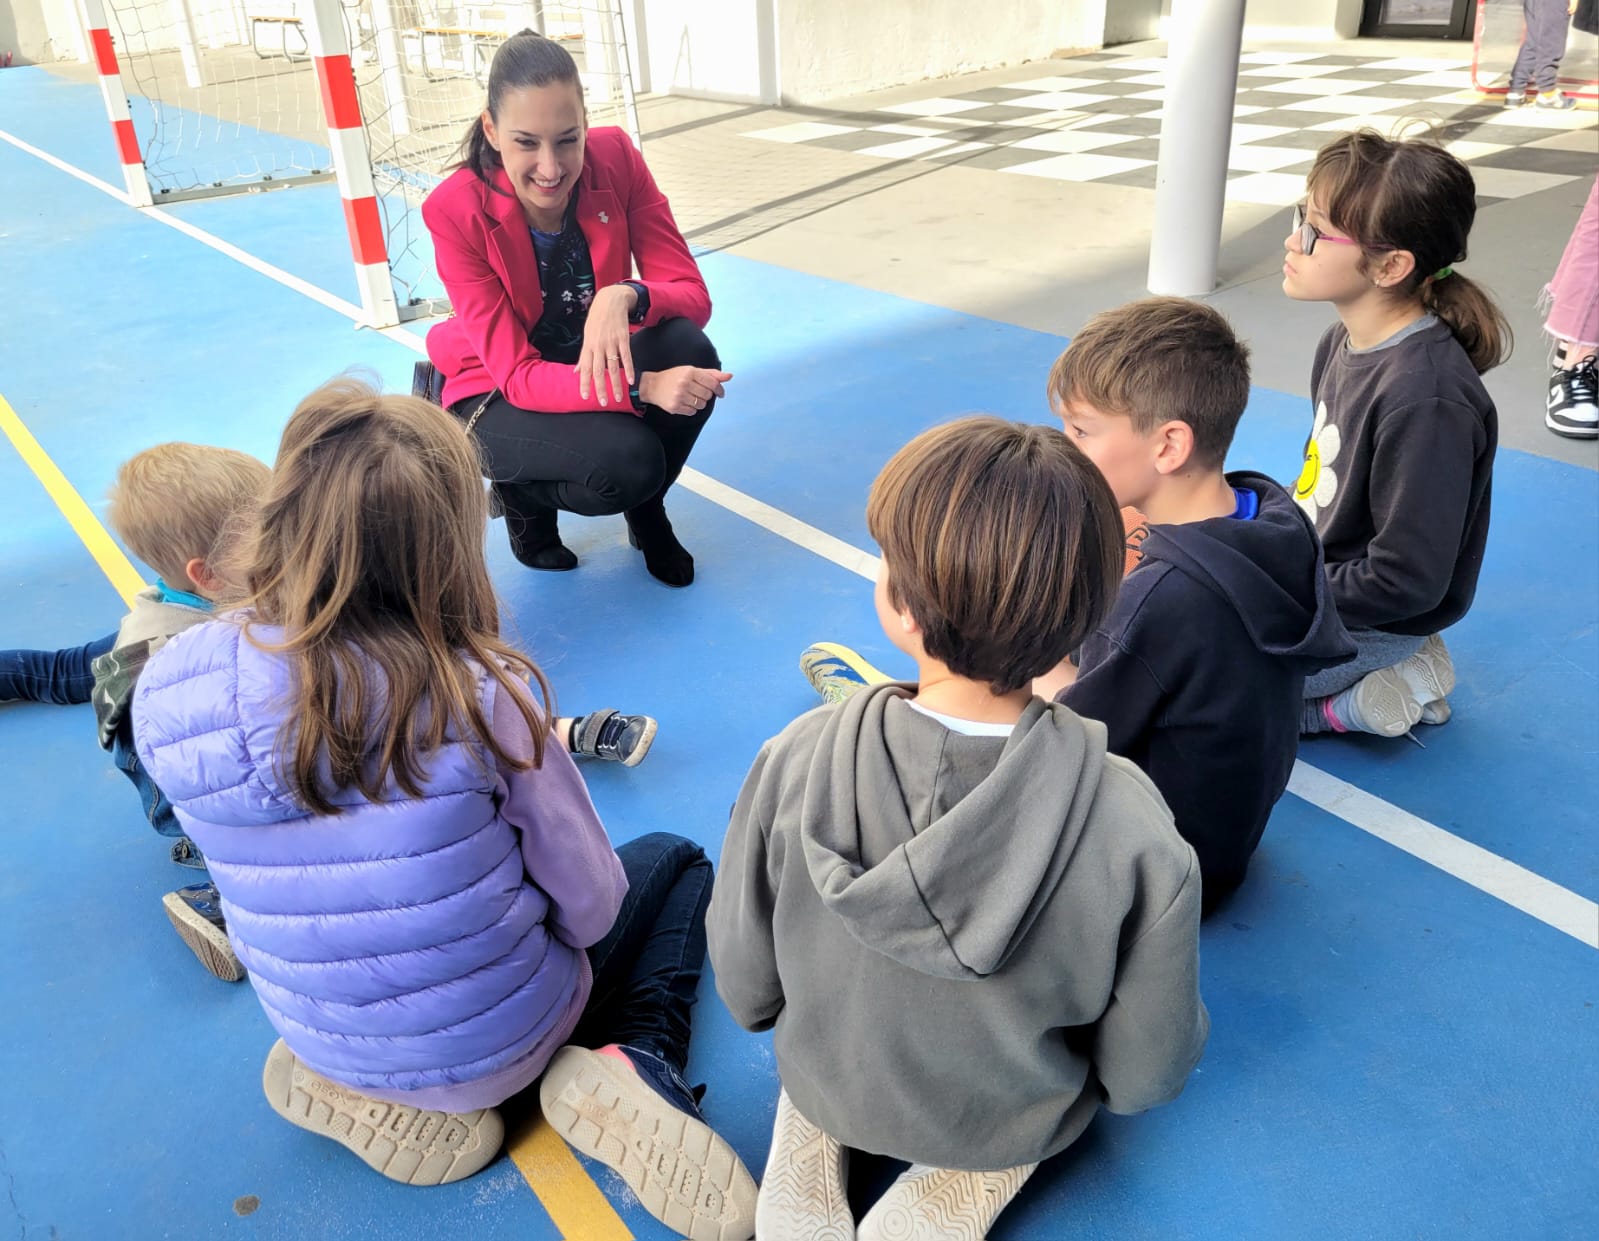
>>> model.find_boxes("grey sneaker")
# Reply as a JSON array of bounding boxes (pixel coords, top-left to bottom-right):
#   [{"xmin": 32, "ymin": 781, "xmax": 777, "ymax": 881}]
[
  {"xmin": 568, "ymin": 708, "xmax": 658, "ymax": 766},
  {"xmin": 756, "ymin": 1088, "xmax": 852, "ymax": 1241},
  {"xmin": 162, "ymin": 883, "xmax": 244, "ymax": 981},
  {"xmin": 538, "ymin": 1044, "xmax": 757, "ymax": 1241},
  {"xmin": 261, "ymin": 1040, "xmax": 503, "ymax": 1186},
  {"xmin": 1535, "ymin": 91, "xmax": 1576, "ymax": 110},
  {"xmin": 857, "ymin": 1161, "xmax": 1038, "ymax": 1241}
]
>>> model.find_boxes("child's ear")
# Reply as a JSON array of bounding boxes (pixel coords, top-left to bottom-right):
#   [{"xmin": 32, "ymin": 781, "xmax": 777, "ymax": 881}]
[
  {"xmin": 1374, "ymin": 247, "xmax": 1418, "ymax": 288},
  {"xmin": 184, "ymin": 556, "xmax": 221, "ymax": 598},
  {"xmin": 1153, "ymin": 420, "xmax": 1196, "ymax": 476}
]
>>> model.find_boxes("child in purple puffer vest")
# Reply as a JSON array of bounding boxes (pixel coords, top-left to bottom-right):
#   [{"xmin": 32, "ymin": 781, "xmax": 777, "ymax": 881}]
[{"xmin": 134, "ymin": 377, "xmax": 756, "ymax": 1241}]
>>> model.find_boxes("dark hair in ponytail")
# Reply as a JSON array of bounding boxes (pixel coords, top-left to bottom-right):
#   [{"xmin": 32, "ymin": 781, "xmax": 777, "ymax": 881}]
[
  {"xmin": 454, "ymin": 30, "xmax": 584, "ymax": 188},
  {"xmin": 1308, "ymin": 130, "xmax": 1512, "ymax": 374}
]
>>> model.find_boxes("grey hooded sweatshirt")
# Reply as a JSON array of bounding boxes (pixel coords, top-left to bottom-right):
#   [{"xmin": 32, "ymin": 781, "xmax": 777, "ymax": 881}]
[{"xmin": 707, "ymin": 683, "xmax": 1209, "ymax": 1171}]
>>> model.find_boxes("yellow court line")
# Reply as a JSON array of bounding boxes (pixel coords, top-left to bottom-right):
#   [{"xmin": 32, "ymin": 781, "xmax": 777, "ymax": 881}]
[
  {"xmin": 508, "ymin": 1120, "xmax": 635, "ymax": 1241},
  {"xmin": 0, "ymin": 392, "xmax": 144, "ymax": 606},
  {"xmin": 0, "ymin": 388, "xmax": 633, "ymax": 1237}
]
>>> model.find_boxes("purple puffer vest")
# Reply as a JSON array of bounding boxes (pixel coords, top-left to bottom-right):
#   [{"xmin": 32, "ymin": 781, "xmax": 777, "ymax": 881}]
[{"xmin": 133, "ymin": 619, "xmax": 584, "ymax": 1096}]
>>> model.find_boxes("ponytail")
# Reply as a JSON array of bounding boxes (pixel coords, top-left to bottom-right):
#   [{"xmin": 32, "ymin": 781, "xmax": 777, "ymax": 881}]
[
  {"xmin": 1310, "ymin": 129, "xmax": 1513, "ymax": 374},
  {"xmin": 1423, "ymin": 271, "xmax": 1513, "ymax": 375},
  {"xmin": 451, "ymin": 28, "xmax": 584, "ymax": 187}
]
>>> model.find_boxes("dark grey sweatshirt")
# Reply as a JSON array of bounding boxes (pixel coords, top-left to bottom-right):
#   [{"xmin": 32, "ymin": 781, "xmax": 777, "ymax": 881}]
[{"xmin": 707, "ymin": 684, "xmax": 1209, "ymax": 1171}]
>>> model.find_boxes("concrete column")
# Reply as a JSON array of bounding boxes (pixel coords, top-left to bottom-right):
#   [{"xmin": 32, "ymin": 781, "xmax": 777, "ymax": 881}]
[{"xmin": 1146, "ymin": 0, "xmax": 1247, "ymax": 296}]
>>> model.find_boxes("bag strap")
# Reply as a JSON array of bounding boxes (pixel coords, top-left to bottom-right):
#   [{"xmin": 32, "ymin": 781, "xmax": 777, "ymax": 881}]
[{"xmin": 462, "ymin": 389, "xmax": 499, "ymax": 436}]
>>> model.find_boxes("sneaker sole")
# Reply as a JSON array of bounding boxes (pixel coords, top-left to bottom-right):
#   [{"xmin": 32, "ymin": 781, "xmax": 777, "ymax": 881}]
[
  {"xmin": 756, "ymin": 1091, "xmax": 853, "ymax": 1241},
  {"xmin": 161, "ymin": 891, "xmax": 245, "ymax": 982},
  {"xmin": 1350, "ymin": 666, "xmax": 1424, "ymax": 738},
  {"xmin": 800, "ymin": 642, "xmax": 893, "ymax": 705},
  {"xmin": 1399, "ymin": 634, "xmax": 1456, "ymax": 703},
  {"xmin": 538, "ymin": 1046, "xmax": 757, "ymax": 1241},
  {"xmin": 621, "ymin": 715, "xmax": 658, "ymax": 768},
  {"xmin": 858, "ymin": 1164, "xmax": 1036, "ymax": 1241},
  {"xmin": 262, "ymin": 1040, "xmax": 503, "ymax": 1186},
  {"xmin": 1546, "ymin": 410, "xmax": 1599, "ymax": 438}
]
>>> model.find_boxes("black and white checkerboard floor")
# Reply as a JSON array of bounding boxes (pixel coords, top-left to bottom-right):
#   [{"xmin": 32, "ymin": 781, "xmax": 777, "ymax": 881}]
[{"xmin": 742, "ymin": 50, "xmax": 1597, "ymax": 206}]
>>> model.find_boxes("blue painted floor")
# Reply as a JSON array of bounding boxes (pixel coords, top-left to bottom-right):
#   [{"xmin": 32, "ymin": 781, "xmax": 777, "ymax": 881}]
[{"xmin": 2, "ymin": 66, "xmax": 1596, "ymax": 1240}]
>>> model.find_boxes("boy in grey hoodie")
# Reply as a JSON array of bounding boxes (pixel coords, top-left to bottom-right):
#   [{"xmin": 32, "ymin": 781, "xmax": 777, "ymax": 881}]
[{"xmin": 707, "ymin": 417, "xmax": 1209, "ymax": 1241}]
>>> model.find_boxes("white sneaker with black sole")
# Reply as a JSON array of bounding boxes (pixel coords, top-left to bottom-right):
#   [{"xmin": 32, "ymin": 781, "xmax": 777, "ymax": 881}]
[{"xmin": 1547, "ymin": 357, "xmax": 1599, "ymax": 439}]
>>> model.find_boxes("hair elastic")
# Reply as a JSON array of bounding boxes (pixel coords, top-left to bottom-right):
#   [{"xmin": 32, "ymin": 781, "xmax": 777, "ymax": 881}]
[{"xmin": 1432, "ymin": 266, "xmax": 1455, "ymax": 280}]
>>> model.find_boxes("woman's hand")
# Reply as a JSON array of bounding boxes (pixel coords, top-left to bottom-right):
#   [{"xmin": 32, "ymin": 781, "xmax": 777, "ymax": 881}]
[
  {"xmin": 576, "ymin": 284, "xmax": 639, "ymax": 407},
  {"xmin": 638, "ymin": 366, "xmax": 733, "ymax": 417}
]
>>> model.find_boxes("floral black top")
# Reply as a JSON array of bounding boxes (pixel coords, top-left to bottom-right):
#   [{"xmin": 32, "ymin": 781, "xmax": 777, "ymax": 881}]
[{"xmin": 528, "ymin": 189, "xmax": 595, "ymax": 366}]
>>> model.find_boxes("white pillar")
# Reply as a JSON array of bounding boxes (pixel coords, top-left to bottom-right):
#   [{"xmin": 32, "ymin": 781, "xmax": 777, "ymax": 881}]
[
  {"xmin": 1147, "ymin": 0, "xmax": 1247, "ymax": 297},
  {"xmin": 169, "ymin": 0, "xmax": 206, "ymax": 88},
  {"xmin": 367, "ymin": 0, "xmax": 412, "ymax": 136}
]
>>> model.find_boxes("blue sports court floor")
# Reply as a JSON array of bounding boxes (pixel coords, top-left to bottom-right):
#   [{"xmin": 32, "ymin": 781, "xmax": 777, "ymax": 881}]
[{"xmin": 1, "ymin": 55, "xmax": 1596, "ymax": 1241}]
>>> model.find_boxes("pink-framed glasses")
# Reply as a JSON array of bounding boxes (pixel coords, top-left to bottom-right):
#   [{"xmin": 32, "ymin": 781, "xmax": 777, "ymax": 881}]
[{"xmin": 1292, "ymin": 204, "xmax": 1360, "ymax": 257}]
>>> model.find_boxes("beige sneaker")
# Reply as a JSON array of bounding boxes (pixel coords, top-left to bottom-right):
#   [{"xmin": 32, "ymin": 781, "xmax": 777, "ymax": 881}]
[
  {"xmin": 858, "ymin": 1162, "xmax": 1037, "ymax": 1241},
  {"xmin": 1397, "ymin": 634, "xmax": 1456, "ymax": 706},
  {"xmin": 1341, "ymin": 666, "xmax": 1425, "ymax": 738},
  {"xmin": 756, "ymin": 1089, "xmax": 854, "ymax": 1241},
  {"xmin": 539, "ymin": 1044, "xmax": 758, "ymax": 1241},
  {"xmin": 261, "ymin": 1040, "xmax": 503, "ymax": 1186}
]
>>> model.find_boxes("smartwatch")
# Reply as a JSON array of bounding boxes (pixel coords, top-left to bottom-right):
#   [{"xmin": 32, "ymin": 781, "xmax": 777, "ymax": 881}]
[{"xmin": 621, "ymin": 280, "xmax": 650, "ymax": 325}]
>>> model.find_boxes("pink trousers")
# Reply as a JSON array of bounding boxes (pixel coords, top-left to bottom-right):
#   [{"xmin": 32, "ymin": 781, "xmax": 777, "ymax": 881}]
[{"xmin": 1543, "ymin": 177, "xmax": 1599, "ymax": 352}]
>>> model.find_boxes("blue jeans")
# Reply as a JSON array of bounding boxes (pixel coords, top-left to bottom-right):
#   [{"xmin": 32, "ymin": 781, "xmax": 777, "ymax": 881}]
[
  {"xmin": 112, "ymin": 727, "xmax": 185, "ymax": 840},
  {"xmin": 573, "ymin": 832, "xmax": 713, "ymax": 1075},
  {"xmin": 0, "ymin": 632, "xmax": 115, "ymax": 704}
]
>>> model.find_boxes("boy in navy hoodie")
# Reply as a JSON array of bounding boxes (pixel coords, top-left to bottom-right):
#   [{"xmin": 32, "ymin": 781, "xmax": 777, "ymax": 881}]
[{"xmin": 805, "ymin": 298, "xmax": 1355, "ymax": 909}]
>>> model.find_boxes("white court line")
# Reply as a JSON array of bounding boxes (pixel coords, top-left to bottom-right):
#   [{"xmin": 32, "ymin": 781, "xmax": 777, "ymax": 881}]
[{"xmin": 5, "ymin": 124, "xmax": 1596, "ymax": 951}]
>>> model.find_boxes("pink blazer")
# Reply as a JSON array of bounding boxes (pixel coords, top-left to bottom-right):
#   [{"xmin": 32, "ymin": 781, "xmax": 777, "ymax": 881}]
[{"xmin": 421, "ymin": 126, "xmax": 711, "ymax": 412}]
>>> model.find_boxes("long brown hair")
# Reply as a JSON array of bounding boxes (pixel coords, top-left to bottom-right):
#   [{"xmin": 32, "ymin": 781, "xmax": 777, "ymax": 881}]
[
  {"xmin": 1308, "ymin": 130, "xmax": 1511, "ymax": 374},
  {"xmin": 242, "ymin": 376, "xmax": 553, "ymax": 816},
  {"xmin": 455, "ymin": 30, "xmax": 583, "ymax": 189}
]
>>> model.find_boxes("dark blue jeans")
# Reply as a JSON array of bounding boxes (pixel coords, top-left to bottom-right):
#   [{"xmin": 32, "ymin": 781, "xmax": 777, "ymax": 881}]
[
  {"xmin": 573, "ymin": 832, "xmax": 713, "ymax": 1075},
  {"xmin": 0, "ymin": 632, "xmax": 115, "ymax": 704}
]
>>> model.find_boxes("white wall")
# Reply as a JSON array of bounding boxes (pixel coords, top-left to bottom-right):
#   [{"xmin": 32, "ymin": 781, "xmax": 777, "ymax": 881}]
[
  {"xmin": 636, "ymin": 0, "xmax": 776, "ymax": 102},
  {"xmin": 1159, "ymin": 0, "xmax": 1363, "ymax": 41},
  {"xmin": 776, "ymin": 0, "xmax": 1108, "ymax": 103},
  {"xmin": 3, "ymin": 0, "xmax": 89, "ymax": 63}
]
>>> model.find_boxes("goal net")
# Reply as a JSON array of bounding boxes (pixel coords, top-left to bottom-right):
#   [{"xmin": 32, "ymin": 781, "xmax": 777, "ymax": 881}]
[
  {"xmin": 1473, "ymin": 0, "xmax": 1599, "ymax": 98},
  {"xmin": 343, "ymin": 2, "xmax": 643, "ymax": 317},
  {"xmin": 85, "ymin": 0, "xmax": 640, "ymax": 324}
]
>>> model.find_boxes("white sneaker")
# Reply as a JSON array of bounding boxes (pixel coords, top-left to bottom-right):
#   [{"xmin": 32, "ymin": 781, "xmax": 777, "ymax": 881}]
[
  {"xmin": 755, "ymin": 1089, "xmax": 853, "ymax": 1241},
  {"xmin": 857, "ymin": 1162, "xmax": 1037, "ymax": 1241},
  {"xmin": 1334, "ymin": 666, "xmax": 1424, "ymax": 738},
  {"xmin": 1398, "ymin": 633, "xmax": 1457, "ymax": 726},
  {"xmin": 1547, "ymin": 357, "xmax": 1599, "ymax": 439}
]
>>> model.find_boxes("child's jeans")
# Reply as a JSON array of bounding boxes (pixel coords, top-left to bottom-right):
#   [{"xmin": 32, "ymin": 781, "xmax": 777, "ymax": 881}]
[
  {"xmin": 0, "ymin": 632, "xmax": 115, "ymax": 704},
  {"xmin": 572, "ymin": 832, "xmax": 714, "ymax": 1076}
]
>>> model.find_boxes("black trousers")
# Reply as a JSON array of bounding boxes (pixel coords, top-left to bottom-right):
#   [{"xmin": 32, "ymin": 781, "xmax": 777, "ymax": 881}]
[{"xmin": 451, "ymin": 317, "xmax": 718, "ymax": 522}]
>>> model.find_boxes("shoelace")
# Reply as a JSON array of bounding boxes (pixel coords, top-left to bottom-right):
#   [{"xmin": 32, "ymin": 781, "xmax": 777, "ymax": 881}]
[{"xmin": 1567, "ymin": 358, "xmax": 1598, "ymax": 407}]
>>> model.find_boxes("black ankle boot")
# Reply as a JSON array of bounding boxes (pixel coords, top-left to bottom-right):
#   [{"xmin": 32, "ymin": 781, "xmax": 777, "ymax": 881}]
[
  {"xmin": 507, "ymin": 502, "xmax": 577, "ymax": 572},
  {"xmin": 625, "ymin": 503, "xmax": 693, "ymax": 586}
]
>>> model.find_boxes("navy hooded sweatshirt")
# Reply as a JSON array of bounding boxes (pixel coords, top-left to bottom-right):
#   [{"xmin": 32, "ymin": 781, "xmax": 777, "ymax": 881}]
[{"xmin": 1063, "ymin": 471, "xmax": 1355, "ymax": 904}]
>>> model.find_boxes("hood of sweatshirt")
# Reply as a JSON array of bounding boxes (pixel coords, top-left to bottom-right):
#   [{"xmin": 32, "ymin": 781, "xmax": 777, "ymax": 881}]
[
  {"xmin": 796, "ymin": 684, "xmax": 1116, "ymax": 981},
  {"xmin": 1139, "ymin": 471, "xmax": 1355, "ymax": 674}
]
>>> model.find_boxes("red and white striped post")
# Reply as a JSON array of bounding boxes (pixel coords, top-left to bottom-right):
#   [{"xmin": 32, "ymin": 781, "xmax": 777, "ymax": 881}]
[
  {"xmin": 78, "ymin": 0, "xmax": 154, "ymax": 207},
  {"xmin": 300, "ymin": 0, "xmax": 400, "ymax": 328}
]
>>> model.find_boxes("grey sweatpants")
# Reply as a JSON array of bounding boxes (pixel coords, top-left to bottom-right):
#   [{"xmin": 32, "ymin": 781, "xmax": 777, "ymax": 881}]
[
  {"xmin": 1509, "ymin": 0, "xmax": 1572, "ymax": 93},
  {"xmin": 1304, "ymin": 627, "xmax": 1425, "ymax": 700}
]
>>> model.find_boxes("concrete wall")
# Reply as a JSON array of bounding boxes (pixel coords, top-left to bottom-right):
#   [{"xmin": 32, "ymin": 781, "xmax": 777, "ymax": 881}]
[
  {"xmin": 634, "ymin": 0, "xmax": 1107, "ymax": 105},
  {"xmin": 3, "ymin": 0, "xmax": 88, "ymax": 64},
  {"xmin": 775, "ymin": 0, "xmax": 1108, "ymax": 103},
  {"xmin": 1158, "ymin": 0, "xmax": 1362, "ymax": 41}
]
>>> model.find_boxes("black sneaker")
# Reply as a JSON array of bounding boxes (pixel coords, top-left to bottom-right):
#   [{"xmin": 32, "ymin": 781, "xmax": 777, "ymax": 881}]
[
  {"xmin": 162, "ymin": 883, "xmax": 245, "ymax": 981},
  {"xmin": 568, "ymin": 708, "xmax": 657, "ymax": 767},
  {"xmin": 1548, "ymin": 357, "xmax": 1599, "ymax": 439}
]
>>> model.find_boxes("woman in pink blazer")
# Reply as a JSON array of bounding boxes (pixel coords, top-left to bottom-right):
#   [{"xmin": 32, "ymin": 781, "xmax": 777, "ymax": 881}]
[{"xmin": 423, "ymin": 31, "xmax": 731, "ymax": 586}]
